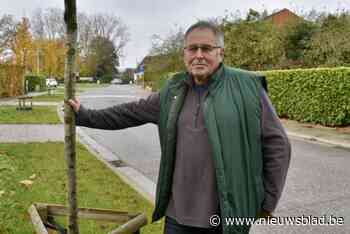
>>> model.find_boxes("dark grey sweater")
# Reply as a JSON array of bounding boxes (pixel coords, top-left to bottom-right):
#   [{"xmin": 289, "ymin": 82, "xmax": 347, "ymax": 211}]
[{"xmin": 76, "ymin": 84, "xmax": 291, "ymax": 228}]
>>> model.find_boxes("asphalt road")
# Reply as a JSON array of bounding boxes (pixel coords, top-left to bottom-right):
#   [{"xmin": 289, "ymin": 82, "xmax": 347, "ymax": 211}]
[{"xmin": 78, "ymin": 84, "xmax": 350, "ymax": 234}]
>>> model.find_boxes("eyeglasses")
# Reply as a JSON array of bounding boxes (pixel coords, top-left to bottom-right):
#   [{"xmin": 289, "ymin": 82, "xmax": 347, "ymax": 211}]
[{"xmin": 183, "ymin": 44, "xmax": 221, "ymax": 54}]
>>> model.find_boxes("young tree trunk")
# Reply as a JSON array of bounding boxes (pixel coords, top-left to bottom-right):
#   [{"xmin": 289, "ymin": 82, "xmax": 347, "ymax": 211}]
[{"xmin": 63, "ymin": 1, "xmax": 79, "ymax": 233}]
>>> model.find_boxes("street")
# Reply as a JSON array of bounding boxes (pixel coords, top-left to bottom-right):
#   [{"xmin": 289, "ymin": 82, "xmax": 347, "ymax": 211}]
[{"xmin": 78, "ymin": 84, "xmax": 350, "ymax": 233}]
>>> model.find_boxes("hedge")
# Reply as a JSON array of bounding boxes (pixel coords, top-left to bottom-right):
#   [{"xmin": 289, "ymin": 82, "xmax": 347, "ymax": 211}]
[
  {"xmin": 0, "ymin": 64, "xmax": 24, "ymax": 97},
  {"xmin": 152, "ymin": 74, "xmax": 173, "ymax": 91},
  {"xmin": 261, "ymin": 67, "xmax": 350, "ymax": 126},
  {"xmin": 99, "ymin": 74, "xmax": 113, "ymax": 84},
  {"xmin": 24, "ymin": 75, "xmax": 46, "ymax": 92},
  {"xmin": 156, "ymin": 67, "xmax": 349, "ymax": 127}
]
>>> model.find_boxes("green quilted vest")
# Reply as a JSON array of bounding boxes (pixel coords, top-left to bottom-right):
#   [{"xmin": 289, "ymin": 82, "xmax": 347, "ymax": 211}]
[{"xmin": 153, "ymin": 64, "xmax": 266, "ymax": 234}]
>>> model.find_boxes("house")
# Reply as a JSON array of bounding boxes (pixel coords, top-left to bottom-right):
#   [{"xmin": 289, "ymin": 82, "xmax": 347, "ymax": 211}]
[
  {"xmin": 134, "ymin": 60, "xmax": 144, "ymax": 82},
  {"xmin": 265, "ymin": 8, "xmax": 303, "ymax": 27}
]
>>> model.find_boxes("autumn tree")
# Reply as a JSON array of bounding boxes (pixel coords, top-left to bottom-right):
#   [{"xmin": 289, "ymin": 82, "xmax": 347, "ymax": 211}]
[
  {"xmin": 40, "ymin": 39, "xmax": 66, "ymax": 79},
  {"xmin": 30, "ymin": 9, "xmax": 68, "ymax": 79},
  {"xmin": 11, "ymin": 17, "xmax": 34, "ymax": 72},
  {"xmin": 0, "ymin": 15, "xmax": 23, "ymax": 97}
]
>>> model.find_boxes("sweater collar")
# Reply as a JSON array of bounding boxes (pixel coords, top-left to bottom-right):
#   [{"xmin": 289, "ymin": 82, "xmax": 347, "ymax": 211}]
[{"xmin": 184, "ymin": 63, "xmax": 225, "ymax": 91}]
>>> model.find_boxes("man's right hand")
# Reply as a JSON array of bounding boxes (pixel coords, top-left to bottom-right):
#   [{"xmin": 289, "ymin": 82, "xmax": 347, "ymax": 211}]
[{"xmin": 68, "ymin": 98, "xmax": 81, "ymax": 113}]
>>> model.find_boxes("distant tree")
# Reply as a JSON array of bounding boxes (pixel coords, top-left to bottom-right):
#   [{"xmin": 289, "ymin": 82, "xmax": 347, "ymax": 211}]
[
  {"xmin": 148, "ymin": 26, "xmax": 185, "ymax": 74},
  {"xmin": 246, "ymin": 8, "xmax": 262, "ymax": 22},
  {"xmin": 280, "ymin": 20, "xmax": 317, "ymax": 67},
  {"xmin": 76, "ymin": 13, "xmax": 129, "ymax": 77},
  {"xmin": 29, "ymin": 9, "xmax": 129, "ymax": 79},
  {"xmin": 30, "ymin": 8, "xmax": 45, "ymax": 39},
  {"xmin": 31, "ymin": 8, "xmax": 65, "ymax": 40},
  {"xmin": 0, "ymin": 14, "xmax": 16, "ymax": 51},
  {"xmin": 28, "ymin": 9, "xmax": 67, "ymax": 78},
  {"xmin": 86, "ymin": 36, "xmax": 118, "ymax": 78},
  {"xmin": 76, "ymin": 12, "xmax": 92, "ymax": 58},
  {"xmin": 89, "ymin": 13, "xmax": 129, "ymax": 58},
  {"xmin": 223, "ymin": 20, "xmax": 284, "ymax": 70},
  {"xmin": 304, "ymin": 12, "xmax": 350, "ymax": 67}
]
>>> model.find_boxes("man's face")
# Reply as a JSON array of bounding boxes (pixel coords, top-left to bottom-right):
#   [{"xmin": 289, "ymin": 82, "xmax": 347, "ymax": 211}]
[{"xmin": 183, "ymin": 28, "xmax": 224, "ymax": 84}]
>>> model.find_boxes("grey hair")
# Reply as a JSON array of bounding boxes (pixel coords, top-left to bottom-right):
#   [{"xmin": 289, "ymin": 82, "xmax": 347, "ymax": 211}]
[{"xmin": 184, "ymin": 21, "xmax": 224, "ymax": 48}]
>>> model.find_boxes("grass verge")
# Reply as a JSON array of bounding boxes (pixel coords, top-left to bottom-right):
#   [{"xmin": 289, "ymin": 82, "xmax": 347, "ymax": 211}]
[
  {"xmin": 76, "ymin": 83, "xmax": 110, "ymax": 89},
  {"xmin": 0, "ymin": 106, "xmax": 60, "ymax": 124},
  {"xmin": 36, "ymin": 83, "xmax": 110, "ymax": 101},
  {"xmin": 0, "ymin": 142, "xmax": 163, "ymax": 234},
  {"xmin": 32, "ymin": 93, "xmax": 64, "ymax": 102},
  {"xmin": 56, "ymin": 83, "xmax": 110, "ymax": 93}
]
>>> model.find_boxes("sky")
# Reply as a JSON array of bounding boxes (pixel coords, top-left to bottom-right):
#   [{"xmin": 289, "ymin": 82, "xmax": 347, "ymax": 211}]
[{"xmin": 1, "ymin": 0, "xmax": 349, "ymax": 68}]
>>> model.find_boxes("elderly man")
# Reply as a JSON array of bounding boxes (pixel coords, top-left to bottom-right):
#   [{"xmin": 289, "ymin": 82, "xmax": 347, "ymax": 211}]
[{"xmin": 69, "ymin": 21, "xmax": 291, "ymax": 234}]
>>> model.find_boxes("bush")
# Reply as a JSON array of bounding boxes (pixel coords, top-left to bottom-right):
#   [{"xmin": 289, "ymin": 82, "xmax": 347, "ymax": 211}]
[
  {"xmin": 24, "ymin": 75, "xmax": 46, "ymax": 92},
  {"xmin": 99, "ymin": 74, "xmax": 113, "ymax": 84},
  {"xmin": 77, "ymin": 79, "xmax": 94, "ymax": 84},
  {"xmin": 262, "ymin": 67, "xmax": 350, "ymax": 126},
  {"xmin": 121, "ymin": 74, "xmax": 133, "ymax": 84},
  {"xmin": 0, "ymin": 64, "xmax": 24, "ymax": 97},
  {"xmin": 153, "ymin": 73, "xmax": 175, "ymax": 91}
]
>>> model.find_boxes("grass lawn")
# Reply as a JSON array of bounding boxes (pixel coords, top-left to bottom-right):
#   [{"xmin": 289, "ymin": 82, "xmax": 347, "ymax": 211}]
[
  {"xmin": 37, "ymin": 83, "xmax": 109, "ymax": 101},
  {"xmin": 32, "ymin": 93, "xmax": 65, "ymax": 102},
  {"xmin": 0, "ymin": 106, "xmax": 60, "ymax": 124},
  {"xmin": 0, "ymin": 142, "xmax": 163, "ymax": 234},
  {"xmin": 77, "ymin": 83, "xmax": 110, "ymax": 89},
  {"xmin": 55, "ymin": 83, "xmax": 110, "ymax": 93}
]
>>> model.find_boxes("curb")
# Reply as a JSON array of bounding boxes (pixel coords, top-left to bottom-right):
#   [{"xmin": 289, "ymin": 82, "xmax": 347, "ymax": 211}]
[
  {"xmin": 76, "ymin": 127, "xmax": 156, "ymax": 205},
  {"xmin": 287, "ymin": 131, "xmax": 350, "ymax": 149},
  {"xmin": 56, "ymin": 103, "xmax": 156, "ymax": 205},
  {"xmin": 0, "ymin": 101, "xmax": 59, "ymax": 106}
]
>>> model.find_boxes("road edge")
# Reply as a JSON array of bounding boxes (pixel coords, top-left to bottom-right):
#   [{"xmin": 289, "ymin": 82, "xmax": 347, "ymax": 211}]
[{"xmin": 56, "ymin": 102, "xmax": 156, "ymax": 206}]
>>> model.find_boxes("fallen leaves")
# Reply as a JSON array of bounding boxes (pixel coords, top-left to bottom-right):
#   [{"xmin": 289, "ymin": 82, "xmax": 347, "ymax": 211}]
[
  {"xmin": 19, "ymin": 174, "xmax": 37, "ymax": 188},
  {"xmin": 0, "ymin": 190, "xmax": 16, "ymax": 197},
  {"xmin": 19, "ymin": 180, "xmax": 34, "ymax": 187}
]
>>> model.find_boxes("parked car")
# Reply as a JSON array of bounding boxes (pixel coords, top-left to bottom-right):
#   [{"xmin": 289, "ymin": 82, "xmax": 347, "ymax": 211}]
[
  {"xmin": 111, "ymin": 78, "xmax": 122, "ymax": 84},
  {"xmin": 46, "ymin": 78, "xmax": 58, "ymax": 88}
]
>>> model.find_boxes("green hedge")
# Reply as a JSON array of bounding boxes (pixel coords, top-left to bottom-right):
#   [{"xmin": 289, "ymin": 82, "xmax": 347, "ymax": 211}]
[
  {"xmin": 153, "ymin": 73, "xmax": 174, "ymax": 91},
  {"xmin": 262, "ymin": 67, "xmax": 350, "ymax": 126},
  {"xmin": 158, "ymin": 67, "xmax": 349, "ymax": 126},
  {"xmin": 99, "ymin": 75, "xmax": 113, "ymax": 84},
  {"xmin": 24, "ymin": 75, "xmax": 46, "ymax": 92}
]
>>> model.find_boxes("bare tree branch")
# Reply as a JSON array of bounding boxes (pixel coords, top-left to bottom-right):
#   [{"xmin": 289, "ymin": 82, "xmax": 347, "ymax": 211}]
[{"xmin": 0, "ymin": 14, "xmax": 17, "ymax": 50}]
